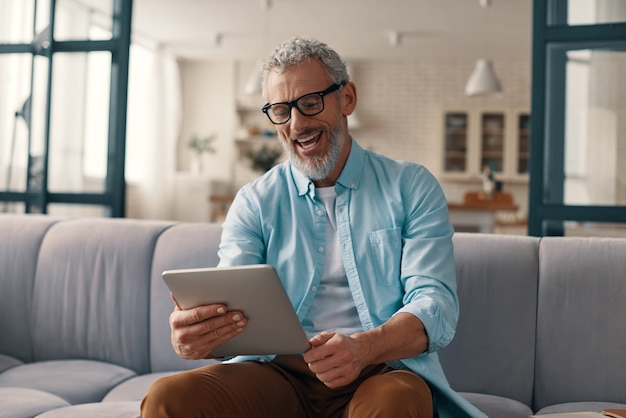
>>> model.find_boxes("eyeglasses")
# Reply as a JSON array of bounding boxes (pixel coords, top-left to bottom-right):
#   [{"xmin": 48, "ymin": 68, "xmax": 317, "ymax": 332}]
[{"xmin": 262, "ymin": 82, "xmax": 345, "ymax": 125}]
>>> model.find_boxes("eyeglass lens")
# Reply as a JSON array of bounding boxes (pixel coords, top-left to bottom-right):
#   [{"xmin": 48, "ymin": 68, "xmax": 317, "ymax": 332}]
[{"xmin": 267, "ymin": 93, "xmax": 325, "ymax": 124}]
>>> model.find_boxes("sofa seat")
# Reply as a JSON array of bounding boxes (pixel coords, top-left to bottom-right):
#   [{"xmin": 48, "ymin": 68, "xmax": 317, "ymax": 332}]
[
  {"xmin": 35, "ymin": 401, "xmax": 140, "ymax": 418},
  {"xmin": 0, "ymin": 387, "xmax": 70, "ymax": 418},
  {"xmin": 102, "ymin": 371, "xmax": 178, "ymax": 402},
  {"xmin": 461, "ymin": 392, "xmax": 533, "ymax": 418},
  {"xmin": 0, "ymin": 359, "xmax": 136, "ymax": 405},
  {"xmin": 535, "ymin": 402, "xmax": 626, "ymax": 415},
  {"xmin": 0, "ymin": 354, "xmax": 23, "ymax": 374}
]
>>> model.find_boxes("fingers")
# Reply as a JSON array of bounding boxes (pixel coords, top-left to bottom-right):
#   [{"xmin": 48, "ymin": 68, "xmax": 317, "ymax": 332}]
[
  {"xmin": 304, "ymin": 333, "xmax": 362, "ymax": 388},
  {"xmin": 174, "ymin": 321, "xmax": 244, "ymax": 359},
  {"xmin": 170, "ymin": 304, "xmax": 247, "ymax": 359},
  {"xmin": 169, "ymin": 292, "xmax": 182, "ymax": 310}
]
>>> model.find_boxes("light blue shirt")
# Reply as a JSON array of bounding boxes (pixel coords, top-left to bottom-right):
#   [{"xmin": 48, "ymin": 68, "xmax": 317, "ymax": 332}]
[{"xmin": 218, "ymin": 139, "xmax": 487, "ymax": 418}]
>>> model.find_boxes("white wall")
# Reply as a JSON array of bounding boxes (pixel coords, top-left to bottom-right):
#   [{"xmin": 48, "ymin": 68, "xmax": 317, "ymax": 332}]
[
  {"xmin": 177, "ymin": 60, "xmax": 237, "ymax": 185},
  {"xmin": 176, "ymin": 57, "xmax": 532, "ymax": 215}
]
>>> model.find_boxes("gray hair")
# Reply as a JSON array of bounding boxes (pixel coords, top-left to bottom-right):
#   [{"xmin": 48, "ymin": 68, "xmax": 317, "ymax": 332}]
[{"xmin": 261, "ymin": 37, "xmax": 349, "ymax": 99}]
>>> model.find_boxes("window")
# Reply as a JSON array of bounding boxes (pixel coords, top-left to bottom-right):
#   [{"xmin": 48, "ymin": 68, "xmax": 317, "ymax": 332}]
[
  {"xmin": 0, "ymin": 0, "xmax": 131, "ymax": 216},
  {"xmin": 529, "ymin": 0, "xmax": 626, "ymax": 236}
]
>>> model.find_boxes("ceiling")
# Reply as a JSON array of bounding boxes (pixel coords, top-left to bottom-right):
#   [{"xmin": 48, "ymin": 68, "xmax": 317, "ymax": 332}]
[{"xmin": 130, "ymin": 0, "xmax": 533, "ymax": 62}]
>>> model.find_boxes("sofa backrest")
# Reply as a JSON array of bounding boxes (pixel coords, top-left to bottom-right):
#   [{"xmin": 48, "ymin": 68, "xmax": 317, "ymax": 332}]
[
  {"xmin": 0, "ymin": 215, "xmax": 60, "ymax": 364},
  {"xmin": 440, "ymin": 233, "xmax": 540, "ymax": 409},
  {"xmin": 148, "ymin": 222, "xmax": 223, "ymax": 372},
  {"xmin": 533, "ymin": 236, "xmax": 626, "ymax": 410},
  {"xmin": 29, "ymin": 218, "xmax": 171, "ymax": 375}
]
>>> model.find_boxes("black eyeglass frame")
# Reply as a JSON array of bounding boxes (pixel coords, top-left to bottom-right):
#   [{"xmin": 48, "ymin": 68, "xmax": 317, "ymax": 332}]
[{"xmin": 261, "ymin": 81, "xmax": 346, "ymax": 125}]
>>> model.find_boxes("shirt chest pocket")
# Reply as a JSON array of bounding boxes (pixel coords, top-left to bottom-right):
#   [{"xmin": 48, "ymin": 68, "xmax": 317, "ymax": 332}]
[{"xmin": 368, "ymin": 227, "xmax": 402, "ymax": 287}]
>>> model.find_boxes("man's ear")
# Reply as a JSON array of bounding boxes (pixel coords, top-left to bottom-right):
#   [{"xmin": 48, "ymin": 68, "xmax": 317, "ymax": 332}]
[{"xmin": 341, "ymin": 81, "xmax": 357, "ymax": 116}]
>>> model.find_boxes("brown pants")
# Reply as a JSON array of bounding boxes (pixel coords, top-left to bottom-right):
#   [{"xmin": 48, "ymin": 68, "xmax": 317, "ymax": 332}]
[{"xmin": 141, "ymin": 355, "xmax": 432, "ymax": 418}]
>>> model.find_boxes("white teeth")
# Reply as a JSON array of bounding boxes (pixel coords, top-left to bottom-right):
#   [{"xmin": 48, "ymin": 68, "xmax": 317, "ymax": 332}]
[
  {"xmin": 301, "ymin": 141, "xmax": 316, "ymax": 150},
  {"xmin": 296, "ymin": 132, "xmax": 319, "ymax": 144}
]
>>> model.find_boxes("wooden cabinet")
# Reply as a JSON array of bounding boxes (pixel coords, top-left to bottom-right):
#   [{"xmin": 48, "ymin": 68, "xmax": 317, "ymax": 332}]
[
  {"xmin": 444, "ymin": 113, "xmax": 469, "ymax": 172},
  {"xmin": 517, "ymin": 114, "xmax": 531, "ymax": 174},
  {"xmin": 443, "ymin": 110, "xmax": 530, "ymax": 181}
]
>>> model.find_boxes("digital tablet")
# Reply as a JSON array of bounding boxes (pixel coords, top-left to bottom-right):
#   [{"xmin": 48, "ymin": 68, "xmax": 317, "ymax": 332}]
[{"xmin": 162, "ymin": 264, "xmax": 311, "ymax": 357}]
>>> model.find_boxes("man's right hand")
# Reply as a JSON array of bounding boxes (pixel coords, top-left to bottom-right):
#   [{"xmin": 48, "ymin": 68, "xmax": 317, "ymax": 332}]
[{"xmin": 169, "ymin": 293, "xmax": 247, "ymax": 359}]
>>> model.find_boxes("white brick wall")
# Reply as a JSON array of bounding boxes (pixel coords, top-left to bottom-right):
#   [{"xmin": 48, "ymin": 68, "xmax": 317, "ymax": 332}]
[{"xmin": 348, "ymin": 58, "xmax": 531, "ymax": 213}]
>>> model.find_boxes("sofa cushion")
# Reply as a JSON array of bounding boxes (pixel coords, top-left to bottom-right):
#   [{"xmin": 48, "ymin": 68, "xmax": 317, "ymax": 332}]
[
  {"xmin": 460, "ymin": 392, "xmax": 533, "ymax": 418},
  {"xmin": 29, "ymin": 218, "xmax": 171, "ymax": 374},
  {"xmin": 0, "ymin": 387, "xmax": 70, "ymax": 418},
  {"xmin": 149, "ymin": 223, "xmax": 223, "ymax": 372},
  {"xmin": 35, "ymin": 401, "xmax": 140, "ymax": 418},
  {"xmin": 0, "ymin": 215, "xmax": 59, "ymax": 363},
  {"xmin": 0, "ymin": 353, "xmax": 23, "ymax": 374},
  {"xmin": 535, "ymin": 401, "xmax": 626, "ymax": 415},
  {"xmin": 102, "ymin": 371, "xmax": 178, "ymax": 402},
  {"xmin": 534, "ymin": 237, "xmax": 626, "ymax": 411},
  {"xmin": 0, "ymin": 359, "xmax": 136, "ymax": 405},
  {"xmin": 440, "ymin": 233, "xmax": 540, "ymax": 408}
]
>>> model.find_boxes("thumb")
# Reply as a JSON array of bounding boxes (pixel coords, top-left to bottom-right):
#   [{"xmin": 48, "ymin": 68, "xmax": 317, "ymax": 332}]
[{"xmin": 310, "ymin": 331, "xmax": 335, "ymax": 347}]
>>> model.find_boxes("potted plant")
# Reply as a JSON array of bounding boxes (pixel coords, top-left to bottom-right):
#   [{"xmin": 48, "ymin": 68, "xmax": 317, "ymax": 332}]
[
  {"xmin": 245, "ymin": 145, "xmax": 282, "ymax": 172},
  {"xmin": 187, "ymin": 134, "xmax": 216, "ymax": 174}
]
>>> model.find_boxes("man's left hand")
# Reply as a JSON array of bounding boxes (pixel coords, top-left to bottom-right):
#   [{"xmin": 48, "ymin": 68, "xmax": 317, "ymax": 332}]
[{"xmin": 303, "ymin": 331, "xmax": 367, "ymax": 388}]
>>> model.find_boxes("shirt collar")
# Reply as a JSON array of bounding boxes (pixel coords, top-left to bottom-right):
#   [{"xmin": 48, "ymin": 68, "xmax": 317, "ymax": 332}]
[{"xmin": 290, "ymin": 137, "xmax": 364, "ymax": 197}]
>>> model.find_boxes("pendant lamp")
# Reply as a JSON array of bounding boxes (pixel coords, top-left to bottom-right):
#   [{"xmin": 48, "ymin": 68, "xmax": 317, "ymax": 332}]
[
  {"xmin": 464, "ymin": 59, "xmax": 502, "ymax": 96},
  {"xmin": 465, "ymin": 0, "xmax": 502, "ymax": 96}
]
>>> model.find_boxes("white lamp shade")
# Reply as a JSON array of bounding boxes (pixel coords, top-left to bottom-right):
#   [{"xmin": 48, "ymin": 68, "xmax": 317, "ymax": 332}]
[{"xmin": 464, "ymin": 59, "xmax": 502, "ymax": 96}]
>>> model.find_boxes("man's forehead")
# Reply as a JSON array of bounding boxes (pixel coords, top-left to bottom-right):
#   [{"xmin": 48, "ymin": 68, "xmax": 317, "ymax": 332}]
[{"xmin": 265, "ymin": 61, "xmax": 330, "ymax": 101}]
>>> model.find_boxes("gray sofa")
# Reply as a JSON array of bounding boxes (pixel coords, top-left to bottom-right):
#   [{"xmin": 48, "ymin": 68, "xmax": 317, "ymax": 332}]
[{"xmin": 1, "ymin": 214, "xmax": 625, "ymax": 418}]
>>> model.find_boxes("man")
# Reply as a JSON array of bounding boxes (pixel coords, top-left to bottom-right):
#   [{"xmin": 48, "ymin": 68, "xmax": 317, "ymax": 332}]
[{"xmin": 141, "ymin": 36, "xmax": 486, "ymax": 418}]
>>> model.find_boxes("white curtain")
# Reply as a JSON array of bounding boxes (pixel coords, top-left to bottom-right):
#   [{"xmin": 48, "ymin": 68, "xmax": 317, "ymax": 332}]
[{"xmin": 125, "ymin": 44, "xmax": 182, "ymax": 220}]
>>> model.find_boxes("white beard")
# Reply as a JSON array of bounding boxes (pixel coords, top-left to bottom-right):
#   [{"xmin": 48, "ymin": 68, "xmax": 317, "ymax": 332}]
[{"xmin": 282, "ymin": 121, "xmax": 345, "ymax": 181}]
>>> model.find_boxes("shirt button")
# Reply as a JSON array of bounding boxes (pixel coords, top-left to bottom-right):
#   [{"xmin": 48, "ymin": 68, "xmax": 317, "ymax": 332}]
[
  {"xmin": 317, "ymin": 209, "xmax": 324, "ymax": 217},
  {"xmin": 318, "ymin": 247, "xmax": 325, "ymax": 253},
  {"xmin": 311, "ymin": 286, "xmax": 317, "ymax": 292},
  {"xmin": 350, "ymin": 182, "xmax": 356, "ymax": 188}
]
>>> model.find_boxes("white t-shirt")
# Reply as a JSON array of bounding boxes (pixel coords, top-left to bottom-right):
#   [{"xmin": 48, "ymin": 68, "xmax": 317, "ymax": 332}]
[{"xmin": 302, "ymin": 186, "xmax": 363, "ymax": 338}]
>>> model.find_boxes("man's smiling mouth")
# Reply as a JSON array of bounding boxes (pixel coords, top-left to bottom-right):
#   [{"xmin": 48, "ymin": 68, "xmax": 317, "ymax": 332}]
[{"xmin": 295, "ymin": 131, "xmax": 322, "ymax": 150}]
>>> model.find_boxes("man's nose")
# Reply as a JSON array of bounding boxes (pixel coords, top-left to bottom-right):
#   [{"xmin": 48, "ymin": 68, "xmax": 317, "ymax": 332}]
[{"xmin": 289, "ymin": 106, "xmax": 309, "ymax": 128}]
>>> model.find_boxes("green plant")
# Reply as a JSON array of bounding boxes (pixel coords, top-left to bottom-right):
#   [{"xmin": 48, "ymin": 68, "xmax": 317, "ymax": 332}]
[
  {"xmin": 188, "ymin": 134, "xmax": 217, "ymax": 155},
  {"xmin": 245, "ymin": 145, "xmax": 282, "ymax": 172}
]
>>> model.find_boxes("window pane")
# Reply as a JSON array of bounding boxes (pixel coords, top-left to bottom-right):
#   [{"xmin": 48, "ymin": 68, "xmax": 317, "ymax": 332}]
[
  {"xmin": 55, "ymin": 0, "xmax": 113, "ymax": 41},
  {"xmin": 0, "ymin": 54, "xmax": 32, "ymax": 192},
  {"xmin": 48, "ymin": 203, "xmax": 108, "ymax": 217},
  {"xmin": 28, "ymin": 54, "xmax": 50, "ymax": 200},
  {"xmin": 564, "ymin": 48, "xmax": 626, "ymax": 206},
  {"xmin": 518, "ymin": 114, "xmax": 531, "ymax": 174},
  {"xmin": 0, "ymin": 0, "xmax": 36, "ymax": 43},
  {"xmin": 564, "ymin": 221, "xmax": 626, "ymax": 238},
  {"xmin": 550, "ymin": 0, "xmax": 626, "ymax": 25},
  {"xmin": 444, "ymin": 113, "xmax": 468, "ymax": 172},
  {"xmin": 48, "ymin": 51, "xmax": 110, "ymax": 193},
  {"xmin": 481, "ymin": 113, "xmax": 504, "ymax": 173}
]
